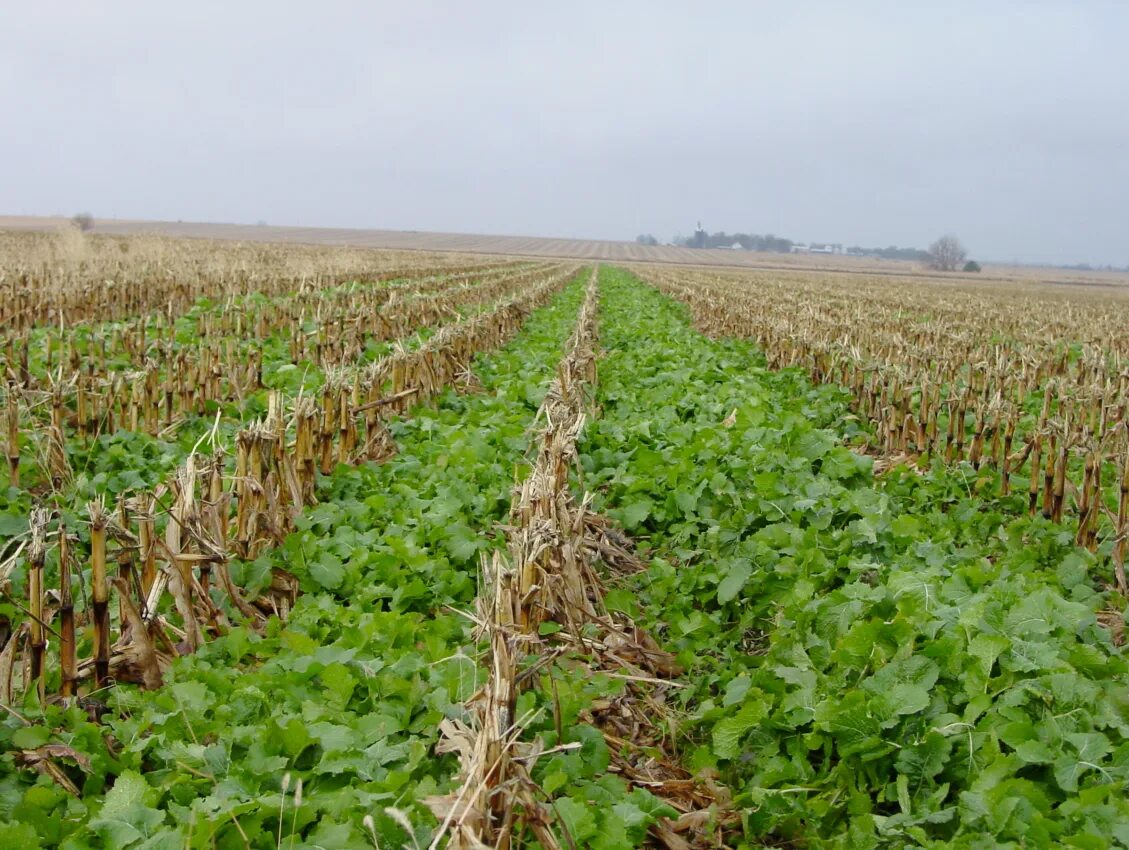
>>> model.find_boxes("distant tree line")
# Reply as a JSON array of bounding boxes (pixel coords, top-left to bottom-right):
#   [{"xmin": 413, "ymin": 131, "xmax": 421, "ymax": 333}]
[
  {"xmin": 849, "ymin": 245, "xmax": 932, "ymax": 262},
  {"xmin": 636, "ymin": 229, "xmax": 952, "ymax": 258},
  {"xmin": 635, "ymin": 228, "xmax": 998, "ymax": 272},
  {"xmin": 1060, "ymin": 262, "xmax": 1129, "ymax": 272},
  {"xmin": 638, "ymin": 227, "xmax": 1124, "ymax": 272},
  {"xmin": 660, "ymin": 231, "xmax": 798, "ymax": 252},
  {"xmin": 639, "ymin": 229, "xmax": 935, "ymax": 259}
]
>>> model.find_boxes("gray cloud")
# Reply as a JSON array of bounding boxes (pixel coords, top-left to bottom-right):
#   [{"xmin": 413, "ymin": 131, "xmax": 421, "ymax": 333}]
[{"xmin": 2, "ymin": 1, "xmax": 1126, "ymax": 264}]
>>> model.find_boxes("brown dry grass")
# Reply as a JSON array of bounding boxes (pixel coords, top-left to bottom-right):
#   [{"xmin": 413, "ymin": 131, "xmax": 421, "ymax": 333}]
[{"xmin": 6, "ymin": 215, "xmax": 1124, "ymax": 291}]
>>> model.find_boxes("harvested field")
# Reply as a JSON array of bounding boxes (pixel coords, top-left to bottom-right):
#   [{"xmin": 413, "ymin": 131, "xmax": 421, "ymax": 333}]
[
  {"xmin": 0, "ymin": 230, "xmax": 1126, "ymax": 849},
  {"xmin": 6, "ymin": 215, "xmax": 1128, "ymax": 290}
]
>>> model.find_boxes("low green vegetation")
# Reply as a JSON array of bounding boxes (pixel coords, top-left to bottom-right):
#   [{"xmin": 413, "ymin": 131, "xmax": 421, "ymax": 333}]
[
  {"xmin": 2, "ymin": 267, "xmax": 1125, "ymax": 849},
  {"xmin": 0, "ymin": 282, "xmax": 588, "ymax": 849},
  {"xmin": 581, "ymin": 268, "xmax": 1129, "ymax": 849}
]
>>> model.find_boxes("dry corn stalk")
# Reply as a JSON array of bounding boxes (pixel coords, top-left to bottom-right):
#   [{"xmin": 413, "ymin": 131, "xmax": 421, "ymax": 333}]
[
  {"xmin": 27, "ymin": 508, "xmax": 49, "ymax": 704},
  {"xmin": 58, "ymin": 520, "xmax": 78, "ymax": 701},
  {"xmin": 0, "ymin": 258, "xmax": 588, "ymax": 713},
  {"xmin": 88, "ymin": 501, "xmax": 111, "ymax": 689},
  {"xmin": 432, "ymin": 272, "xmax": 726, "ymax": 849},
  {"xmin": 639, "ymin": 263, "xmax": 1129, "ymax": 580}
]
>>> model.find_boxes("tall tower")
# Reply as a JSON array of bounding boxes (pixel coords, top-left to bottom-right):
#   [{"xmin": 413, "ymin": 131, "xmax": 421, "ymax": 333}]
[{"xmin": 693, "ymin": 220, "xmax": 706, "ymax": 249}]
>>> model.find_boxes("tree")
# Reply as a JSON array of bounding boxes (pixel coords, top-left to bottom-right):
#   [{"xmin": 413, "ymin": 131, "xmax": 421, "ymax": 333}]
[
  {"xmin": 71, "ymin": 212, "xmax": 94, "ymax": 232},
  {"xmin": 928, "ymin": 234, "xmax": 967, "ymax": 271},
  {"xmin": 963, "ymin": 260, "xmax": 981, "ymax": 273},
  {"xmin": 635, "ymin": 234, "xmax": 659, "ymax": 246}
]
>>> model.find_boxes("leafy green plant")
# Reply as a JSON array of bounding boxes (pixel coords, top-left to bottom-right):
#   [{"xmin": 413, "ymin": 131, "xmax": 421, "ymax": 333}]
[
  {"xmin": 4, "ymin": 267, "xmax": 1127, "ymax": 849},
  {"xmin": 579, "ymin": 268, "xmax": 1129, "ymax": 848},
  {"xmin": 0, "ymin": 279, "xmax": 589, "ymax": 848}
]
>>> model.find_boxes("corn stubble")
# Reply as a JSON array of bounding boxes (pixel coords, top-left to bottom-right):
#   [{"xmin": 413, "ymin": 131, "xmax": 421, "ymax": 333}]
[
  {"xmin": 642, "ymin": 264, "xmax": 1129, "ymax": 593},
  {"xmin": 0, "ymin": 230, "xmax": 578, "ymax": 732},
  {"xmin": 429, "ymin": 271, "xmax": 730, "ymax": 850},
  {"xmin": 11, "ymin": 231, "xmax": 1123, "ymax": 844}
]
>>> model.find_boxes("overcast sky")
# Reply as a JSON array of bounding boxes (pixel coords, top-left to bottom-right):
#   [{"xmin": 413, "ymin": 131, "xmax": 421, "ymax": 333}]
[{"xmin": 2, "ymin": 2, "xmax": 1126, "ymax": 265}]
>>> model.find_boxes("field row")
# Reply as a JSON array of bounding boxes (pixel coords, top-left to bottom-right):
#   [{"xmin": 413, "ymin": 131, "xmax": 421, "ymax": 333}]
[
  {"xmin": 639, "ymin": 264, "xmax": 1129, "ymax": 587},
  {"xmin": 1, "ymin": 230, "xmax": 523, "ymax": 330},
  {"xmin": 0, "ymin": 261, "xmax": 581, "ymax": 708},
  {"xmin": 0, "ymin": 262, "xmax": 1126, "ymax": 849}
]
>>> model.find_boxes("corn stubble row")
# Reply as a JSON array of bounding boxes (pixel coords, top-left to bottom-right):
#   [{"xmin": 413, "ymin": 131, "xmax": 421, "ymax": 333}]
[
  {"xmin": 430, "ymin": 272, "xmax": 728, "ymax": 850},
  {"xmin": 0, "ymin": 245, "xmax": 578, "ymax": 716},
  {"xmin": 2, "ymin": 260, "xmax": 558, "ymax": 448},
  {"xmin": 3, "ymin": 260, "xmax": 555, "ymax": 462},
  {"xmin": 640, "ymin": 265, "xmax": 1129, "ymax": 592},
  {"xmin": 0, "ymin": 229, "xmax": 516, "ymax": 331},
  {"xmin": 5, "ymin": 258, "xmax": 552, "ymax": 389}
]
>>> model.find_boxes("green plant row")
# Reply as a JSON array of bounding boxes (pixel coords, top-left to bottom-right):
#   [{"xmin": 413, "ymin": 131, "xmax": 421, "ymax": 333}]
[
  {"xmin": 3, "ymin": 263, "xmax": 554, "ymax": 503},
  {"xmin": 578, "ymin": 268, "xmax": 1129, "ymax": 849},
  {"xmin": 0, "ymin": 276, "xmax": 589, "ymax": 849}
]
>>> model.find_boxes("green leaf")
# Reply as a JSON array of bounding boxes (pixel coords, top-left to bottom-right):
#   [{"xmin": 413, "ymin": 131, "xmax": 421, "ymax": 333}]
[
  {"xmin": 0, "ymin": 822, "xmax": 41, "ymax": 850},
  {"xmin": 169, "ymin": 680, "xmax": 210, "ymax": 713},
  {"xmin": 625, "ymin": 787, "xmax": 678, "ymax": 821},
  {"xmin": 890, "ymin": 514, "xmax": 921, "ymax": 539},
  {"xmin": 320, "ymin": 662, "xmax": 358, "ymax": 708},
  {"xmin": 621, "ymin": 500, "xmax": 652, "ymax": 529},
  {"xmin": 967, "ymin": 633, "xmax": 1010, "ymax": 678},
  {"xmin": 0, "ymin": 513, "xmax": 26, "ymax": 538},
  {"xmin": 895, "ymin": 730, "xmax": 949, "ymax": 781},
  {"xmin": 816, "ymin": 692, "xmax": 887, "ymax": 758},
  {"xmin": 1015, "ymin": 740, "xmax": 1055, "ymax": 764},
  {"xmin": 885, "ymin": 684, "xmax": 931, "ymax": 717},
  {"xmin": 674, "ymin": 488, "xmax": 698, "ymax": 514},
  {"xmin": 543, "ymin": 770, "xmax": 569, "ymax": 795},
  {"xmin": 712, "ymin": 696, "xmax": 768, "ymax": 759},
  {"xmin": 90, "ymin": 770, "xmax": 164, "ymax": 847},
  {"xmin": 896, "ymin": 772, "xmax": 912, "ymax": 815},
  {"xmin": 554, "ymin": 796, "xmax": 597, "ymax": 842},
  {"xmin": 309, "ymin": 553, "xmax": 346, "ymax": 590},
  {"xmin": 446, "ymin": 527, "xmax": 482, "ymax": 562},
  {"xmin": 99, "ymin": 771, "xmax": 151, "ymax": 817},
  {"xmin": 867, "ymin": 656, "xmax": 940, "ymax": 695},
  {"xmin": 717, "ymin": 559, "xmax": 752, "ymax": 604},
  {"xmin": 591, "ymin": 813, "xmax": 632, "ymax": 850},
  {"xmin": 11, "ymin": 725, "xmax": 51, "ymax": 749},
  {"xmin": 722, "ymin": 675, "xmax": 752, "ymax": 708}
]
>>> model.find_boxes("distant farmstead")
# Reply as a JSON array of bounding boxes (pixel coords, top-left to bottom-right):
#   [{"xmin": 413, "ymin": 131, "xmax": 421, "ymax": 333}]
[{"xmin": 791, "ymin": 243, "xmax": 843, "ymax": 255}]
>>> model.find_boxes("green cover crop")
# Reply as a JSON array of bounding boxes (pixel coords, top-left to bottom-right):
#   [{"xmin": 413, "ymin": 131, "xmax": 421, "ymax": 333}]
[
  {"xmin": 2, "ymin": 265, "xmax": 1126, "ymax": 849},
  {"xmin": 0, "ymin": 280, "xmax": 588, "ymax": 849},
  {"xmin": 580, "ymin": 268, "xmax": 1129, "ymax": 849}
]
